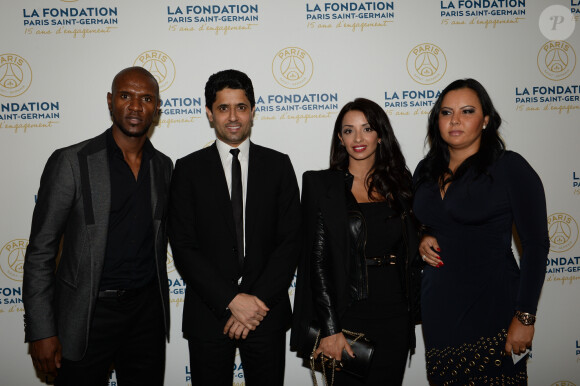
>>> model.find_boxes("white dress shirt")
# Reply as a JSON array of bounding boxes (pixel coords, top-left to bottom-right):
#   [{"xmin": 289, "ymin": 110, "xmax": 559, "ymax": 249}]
[{"xmin": 215, "ymin": 137, "xmax": 249, "ymax": 255}]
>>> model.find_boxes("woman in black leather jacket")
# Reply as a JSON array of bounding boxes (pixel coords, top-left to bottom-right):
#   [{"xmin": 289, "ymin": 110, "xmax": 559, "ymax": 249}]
[{"xmin": 291, "ymin": 98, "xmax": 422, "ymax": 385}]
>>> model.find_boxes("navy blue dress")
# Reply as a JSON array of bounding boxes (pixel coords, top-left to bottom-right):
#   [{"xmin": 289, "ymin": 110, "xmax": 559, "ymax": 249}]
[{"xmin": 413, "ymin": 151, "xmax": 549, "ymax": 385}]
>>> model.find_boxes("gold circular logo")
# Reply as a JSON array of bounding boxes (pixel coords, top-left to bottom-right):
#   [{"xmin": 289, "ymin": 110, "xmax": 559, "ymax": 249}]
[
  {"xmin": 134, "ymin": 50, "xmax": 176, "ymax": 92},
  {"xmin": 406, "ymin": 43, "xmax": 447, "ymax": 85},
  {"xmin": 0, "ymin": 239, "xmax": 28, "ymax": 281},
  {"xmin": 537, "ymin": 41, "xmax": 576, "ymax": 81},
  {"xmin": 166, "ymin": 247, "xmax": 175, "ymax": 273},
  {"xmin": 0, "ymin": 54, "xmax": 32, "ymax": 97},
  {"xmin": 551, "ymin": 382, "xmax": 576, "ymax": 386},
  {"xmin": 548, "ymin": 213, "xmax": 579, "ymax": 253},
  {"xmin": 272, "ymin": 47, "xmax": 314, "ymax": 89}
]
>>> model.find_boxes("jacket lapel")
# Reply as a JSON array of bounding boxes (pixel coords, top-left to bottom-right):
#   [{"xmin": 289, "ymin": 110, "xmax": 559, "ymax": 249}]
[
  {"xmin": 320, "ymin": 172, "xmax": 349, "ymax": 272},
  {"xmin": 77, "ymin": 132, "xmax": 110, "ymax": 231},
  {"xmin": 87, "ymin": 151, "xmax": 111, "ymax": 230},
  {"xmin": 207, "ymin": 144, "xmax": 237, "ymax": 240},
  {"xmin": 244, "ymin": 142, "xmax": 263, "ymax": 252},
  {"xmin": 77, "ymin": 132, "xmax": 110, "ymax": 296}
]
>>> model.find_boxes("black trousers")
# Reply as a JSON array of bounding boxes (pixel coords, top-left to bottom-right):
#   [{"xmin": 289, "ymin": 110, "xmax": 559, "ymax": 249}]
[
  {"xmin": 187, "ymin": 327, "xmax": 286, "ymax": 386},
  {"xmin": 55, "ymin": 282, "xmax": 166, "ymax": 386}
]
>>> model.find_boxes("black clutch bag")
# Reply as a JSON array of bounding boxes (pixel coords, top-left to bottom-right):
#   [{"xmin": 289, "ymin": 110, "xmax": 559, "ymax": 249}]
[{"xmin": 305, "ymin": 321, "xmax": 375, "ymax": 380}]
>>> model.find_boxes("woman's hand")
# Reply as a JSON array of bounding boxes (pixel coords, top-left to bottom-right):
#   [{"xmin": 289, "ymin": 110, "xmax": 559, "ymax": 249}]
[
  {"xmin": 419, "ymin": 235, "xmax": 444, "ymax": 267},
  {"xmin": 313, "ymin": 332, "xmax": 355, "ymax": 362},
  {"xmin": 505, "ymin": 317, "xmax": 534, "ymax": 355}
]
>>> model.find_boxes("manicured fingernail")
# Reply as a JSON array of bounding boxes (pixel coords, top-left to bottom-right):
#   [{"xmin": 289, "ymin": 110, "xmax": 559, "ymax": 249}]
[
  {"xmin": 436, "ymin": 247, "xmax": 441, "ymax": 252},
  {"xmin": 436, "ymin": 256, "xmax": 441, "ymax": 260}
]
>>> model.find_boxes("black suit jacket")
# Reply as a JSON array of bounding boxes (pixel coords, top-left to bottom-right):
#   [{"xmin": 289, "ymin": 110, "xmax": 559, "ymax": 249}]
[
  {"xmin": 168, "ymin": 142, "xmax": 301, "ymax": 338},
  {"xmin": 23, "ymin": 130, "xmax": 173, "ymax": 360}
]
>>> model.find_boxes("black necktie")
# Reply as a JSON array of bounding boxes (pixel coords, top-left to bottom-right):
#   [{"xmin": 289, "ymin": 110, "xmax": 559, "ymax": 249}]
[{"xmin": 230, "ymin": 148, "xmax": 244, "ymax": 275}]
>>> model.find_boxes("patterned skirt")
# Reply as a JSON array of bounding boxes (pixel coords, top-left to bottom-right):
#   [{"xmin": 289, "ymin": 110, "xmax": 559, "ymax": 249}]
[{"xmin": 425, "ymin": 329, "xmax": 528, "ymax": 385}]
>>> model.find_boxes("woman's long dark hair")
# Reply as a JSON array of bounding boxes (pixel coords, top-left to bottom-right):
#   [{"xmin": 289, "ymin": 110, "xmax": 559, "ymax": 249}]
[
  {"xmin": 329, "ymin": 98, "xmax": 412, "ymax": 204},
  {"xmin": 416, "ymin": 78, "xmax": 505, "ymax": 189}
]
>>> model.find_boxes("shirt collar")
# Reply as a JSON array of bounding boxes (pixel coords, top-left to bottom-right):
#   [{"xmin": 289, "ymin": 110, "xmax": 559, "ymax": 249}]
[
  {"xmin": 216, "ymin": 137, "xmax": 250, "ymax": 164},
  {"xmin": 106, "ymin": 127, "xmax": 155, "ymax": 161}
]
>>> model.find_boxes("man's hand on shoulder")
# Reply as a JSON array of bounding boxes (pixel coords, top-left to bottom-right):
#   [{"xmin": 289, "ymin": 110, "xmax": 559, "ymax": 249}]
[
  {"xmin": 227, "ymin": 293, "xmax": 269, "ymax": 330},
  {"xmin": 30, "ymin": 336, "xmax": 62, "ymax": 376}
]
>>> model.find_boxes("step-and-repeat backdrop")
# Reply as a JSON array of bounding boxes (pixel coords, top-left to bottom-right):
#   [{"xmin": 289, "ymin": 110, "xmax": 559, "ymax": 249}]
[{"xmin": 1, "ymin": 1, "xmax": 579, "ymax": 385}]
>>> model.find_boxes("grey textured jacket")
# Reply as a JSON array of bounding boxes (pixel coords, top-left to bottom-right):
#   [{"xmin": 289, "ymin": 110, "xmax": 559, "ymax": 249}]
[{"xmin": 23, "ymin": 130, "xmax": 173, "ymax": 360}]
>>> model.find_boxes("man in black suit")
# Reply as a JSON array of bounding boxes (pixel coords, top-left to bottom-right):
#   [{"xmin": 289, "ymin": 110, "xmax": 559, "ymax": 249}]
[
  {"xmin": 168, "ymin": 69, "xmax": 300, "ymax": 386},
  {"xmin": 23, "ymin": 67, "xmax": 172, "ymax": 386}
]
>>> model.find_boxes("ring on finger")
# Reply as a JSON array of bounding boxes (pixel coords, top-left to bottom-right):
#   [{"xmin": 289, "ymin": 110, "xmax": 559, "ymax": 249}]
[{"xmin": 422, "ymin": 255, "xmax": 427, "ymax": 261}]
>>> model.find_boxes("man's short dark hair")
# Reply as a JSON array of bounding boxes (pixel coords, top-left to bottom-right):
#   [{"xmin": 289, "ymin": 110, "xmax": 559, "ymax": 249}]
[{"xmin": 205, "ymin": 69, "xmax": 255, "ymax": 109}]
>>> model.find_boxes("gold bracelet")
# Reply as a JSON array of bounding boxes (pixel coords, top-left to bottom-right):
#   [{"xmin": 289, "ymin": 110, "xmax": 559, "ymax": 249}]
[{"xmin": 515, "ymin": 310, "xmax": 536, "ymax": 326}]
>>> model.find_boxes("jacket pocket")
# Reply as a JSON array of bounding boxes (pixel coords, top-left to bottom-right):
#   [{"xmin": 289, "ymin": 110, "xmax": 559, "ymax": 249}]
[{"xmin": 55, "ymin": 233, "xmax": 88, "ymax": 288}]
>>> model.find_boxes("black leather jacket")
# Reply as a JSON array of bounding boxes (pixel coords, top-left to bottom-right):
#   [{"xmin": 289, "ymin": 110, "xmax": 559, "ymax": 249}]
[{"xmin": 311, "ymin": 173, "xmax": 422, "ymax": 352}]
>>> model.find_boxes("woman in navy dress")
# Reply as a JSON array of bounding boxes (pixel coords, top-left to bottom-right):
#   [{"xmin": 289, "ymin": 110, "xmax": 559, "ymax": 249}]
[{"xmin": 413, "ymin": 79, "xmax": 549, "ymax": 385}]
